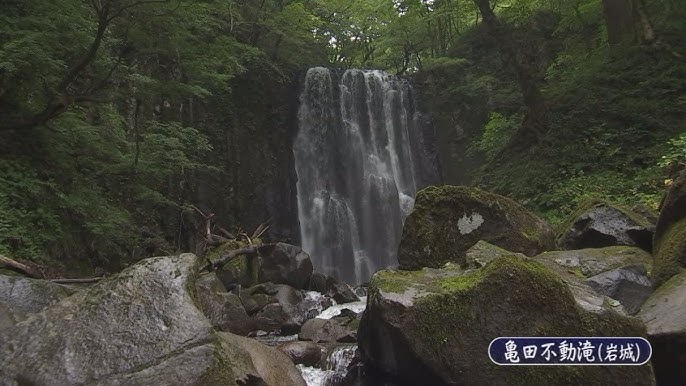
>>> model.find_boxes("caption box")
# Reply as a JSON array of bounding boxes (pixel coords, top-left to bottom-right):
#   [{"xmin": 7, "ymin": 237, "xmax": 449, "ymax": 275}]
[{"xmin": 489, "ymin": 337, "xmax": 652, "ymax": 365}]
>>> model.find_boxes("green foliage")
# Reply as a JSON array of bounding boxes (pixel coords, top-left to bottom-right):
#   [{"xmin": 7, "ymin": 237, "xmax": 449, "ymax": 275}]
[
  {"xmin": 659, "ymin": 132, "xmax": 686, "ymax": 174},
  {"xmin": 419, "ymin": 0, "xmax": 685, "ymax": 225},
  {"xmin": 476, "ymin": 112, "xmax": 522, "ymax": 159},
  {"xmin": 0, "ymin": 0, "xmax": 330, "ymax": 272}
]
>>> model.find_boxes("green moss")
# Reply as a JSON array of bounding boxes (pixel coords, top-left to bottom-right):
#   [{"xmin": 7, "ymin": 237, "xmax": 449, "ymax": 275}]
[
  {"xmin": 650, "ymin": 269, "xmax": 686, "ymax": 299},
  {"xmin": 556, "ymin": 198, "xmax": 652, "ymax": 237},
  {"xmin": 347, "ymin": 318, "xmax": 361, "ymax": 331},
  {"xmin": 652, "ymin": 217, "xmax": 686, "ymax": 286},
  {"xmin": 372, "ymin": 268, "xmax": 431, "ymax": 294},
  {"xmin": 400, "ymin": 185, "xmax": 554, "ymax": 270}
]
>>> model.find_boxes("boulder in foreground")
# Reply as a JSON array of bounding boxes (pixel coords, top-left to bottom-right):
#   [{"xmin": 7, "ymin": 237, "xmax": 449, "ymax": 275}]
[
  {"xmin": 359, "ymin": 255, "xmax": 655, "ymax": 385},
  {"xmin": 0, "ymin": 254, "xmax": 305, "ymax": 386},
  {"xmin": 638, "ymin": 271, "xmax": 686, "ymax": 385}
]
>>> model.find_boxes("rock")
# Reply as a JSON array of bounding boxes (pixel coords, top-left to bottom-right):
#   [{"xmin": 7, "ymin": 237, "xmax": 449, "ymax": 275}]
[
  {"xmin": 209, "ymin": 240, "xmax": 261, "ymax": 289},
  {"xmin": 465, "ymin": 240, "xmax": 525, "ymax": 269},
  {"xmin": 557, "ymin": 199, "xmax": 654, "ymax": 252},
  {"xmin": 241, "ymin": 292, "xmax": 278, "ymax": 315},
  {"xmin": 536, "ymin": 246, "xmax": 652, "ymax": 277},
  {"xmin": 0, "ymin": 254, "xmax": 306, "ymax": 386},
  {"xmin": 195, "ymin": 273, "xmax": 253, "ymax": 334},
  {"xmin": 586, "ymin": 265, "xmax": 652, "ymax": 315},
  {"xmin": 652, "ymin": 169, "xmax": 686, "ymax": 286},
  {"xmin": 257, "ymin": 303, "xmax": 296, "ymax": 334},
  {"xmin": 359, "ymin": 255, "xmax": 655, "ymax": 385},
  {"xmin": 0, "ymin": 275, "xmax": 75, "ymax": 328},
  {"xmin": 259, "ymin": 242, "xmax": 314, "ymax": 290},
  {"xmin": 632, "ymin": 204, "xmax": 659, "ymax": 224},
  {"xmin": 221, "ymin": 332, "xmax": 308, "ymax": 386},
  {"xmin": 638, "ymin": 271, "xmax": 686, "ymax": 385},
  {"xmin": 278, "ymin": 341, "xmax": 326, "ymax": 367},
  {"xmin": 329, "ymin": 282, "xmax": 360, "ymax": 304},
  {"xmin": 307, "ymin": 271, "xmax": 329, "ymax": 293},
  {"xmin": 397, "ymin": 185, "xmax": 555, "ymax": 270},
  {"xmin": 299, "ymin": 318, "xmax": 354, "ymax": 343}
]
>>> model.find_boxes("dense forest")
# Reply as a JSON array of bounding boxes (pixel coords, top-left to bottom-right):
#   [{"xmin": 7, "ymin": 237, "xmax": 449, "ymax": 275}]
[{"xmin": 1, "ymin": 0, "xmax": 684, "ymax": 275}]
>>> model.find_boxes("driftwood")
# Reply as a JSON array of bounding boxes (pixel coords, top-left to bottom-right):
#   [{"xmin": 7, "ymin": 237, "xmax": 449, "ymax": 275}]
[
  {"xmin": 200, "ymin": 243, "xmax": 276, "ymax": 273},
  {"xmin": 0, "ymin": 254, "xmax": 42, "ymax": 278}
]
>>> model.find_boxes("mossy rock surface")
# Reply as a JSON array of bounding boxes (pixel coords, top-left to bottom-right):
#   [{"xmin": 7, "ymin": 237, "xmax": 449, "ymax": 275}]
[
  {"xmin": 208, "ymin": 240, "xmax": 261, "ymax": 288},
  {"xmin": 637, "ymin": 271, "xmax": 686, "ymax": 385},
  {"xmin": 652, "ymin": 170, "xmax": 686, "ymax": 287},
  {"xmin": 556, "ymin": 199, "xmax": 654, "ymax": 252},
  {"xmin": 536, "ymin": 246, "xmax": 652, "ymax": 277},
  {"xmin": 0, "ymin": 254, "xmax": 305, "ymax": 385},
  {"xmin": 397, "ymin": 185, "xmax": 555, "ymax": 270},
  {"xmin": 359, "ymin": 255, "xmax": 655, "ymax": 385}
]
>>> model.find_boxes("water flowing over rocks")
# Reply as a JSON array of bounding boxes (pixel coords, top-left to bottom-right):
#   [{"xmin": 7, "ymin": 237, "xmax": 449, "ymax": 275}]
[
  {"xmin": 397, "ymin": 185, "xmax": 555, "ymax": 270},
  {"xmin": 294, "ymin": 67, "xmax": 440, "ymax": 285},
  {"xmin": 556, "ymin": 199, "xmax": 655, "ymax": 252},
  {"xmin": 358, "ymin": 255, "xmax": 656, "ymax": 385},
  {"xmin": 0, "ymin": 254, "xmax": 306, "ymax": 386}
]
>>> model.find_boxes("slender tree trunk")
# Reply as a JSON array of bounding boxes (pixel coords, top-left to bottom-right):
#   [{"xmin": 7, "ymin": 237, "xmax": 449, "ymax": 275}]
[
  {"xmin": 472, "ymin": 0, "xmax": 548, "ymax": 147},
  {"xmin": 602, "ymin": 0, "xmax": 639, "ymax": 44}
]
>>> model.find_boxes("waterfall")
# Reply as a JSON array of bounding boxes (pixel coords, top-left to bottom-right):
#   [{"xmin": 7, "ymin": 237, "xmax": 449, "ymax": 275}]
[{"xmin": 294, "ymin": 67, "xmax": 439, "ymax": 284}]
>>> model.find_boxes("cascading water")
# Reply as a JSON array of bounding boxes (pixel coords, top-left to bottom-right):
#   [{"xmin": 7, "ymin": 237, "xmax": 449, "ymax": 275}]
[{"xmin": 294, "ymin": 67, "xmax": 439, "ymax": 284}]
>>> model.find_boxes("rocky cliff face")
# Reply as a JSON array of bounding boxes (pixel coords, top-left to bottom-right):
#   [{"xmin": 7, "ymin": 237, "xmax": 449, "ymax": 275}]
[{"xmin": 157, "ymin": 65, "xmax": 302, "ymax": 250}]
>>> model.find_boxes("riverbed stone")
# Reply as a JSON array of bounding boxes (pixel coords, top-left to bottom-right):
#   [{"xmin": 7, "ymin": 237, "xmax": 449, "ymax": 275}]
[
  {"xmin": 259, "ymin": 243, "xmax": 314, "ymax": 290},
  {"xmin": 0, "ymin": 253, "xmax": 306, "ymax": 386},
  {"xmin": 557, "ymin": 199, "xmax": 654, "ymax": 252},
  {"xmin": 397, "ymin": 185, "xmax": 555, "ymax": 270}
]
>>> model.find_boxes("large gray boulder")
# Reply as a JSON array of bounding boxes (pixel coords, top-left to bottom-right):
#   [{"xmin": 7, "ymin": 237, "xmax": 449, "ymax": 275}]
[
  {"xmin": 259, "ymin": 242, "xmax": 314, "ymax": 289},
  {"xmin": 0, "ymin": 275, "xmax": 75, "ymax": 329},
  {"xmin": 652, "ymin": 169, "xmax": 686, "ymax": 287},
  {"xmin": 398, "ymin": 185, "xmax": 555, "ymax": 270},
  {"xmin": 638, "ymin": 271, "xmax": 686, "ymax": 385},
  {"xmin": 557, "ymin": 200, "xmax": 654, "ymax": 252},
  {"xmin": 586, "ymin": 265, "xmax": 652, "ymax": 315},
  {"xmin": 535, "ymin": 246, "xmax": 653, "ymax": 314},
  {"xmin": 359, "ymin": 255, "xmax": 655, "ymax": 385},
  {"xmin": 0, "ymin": 254, "xmax": 306, "ymax": 386}
]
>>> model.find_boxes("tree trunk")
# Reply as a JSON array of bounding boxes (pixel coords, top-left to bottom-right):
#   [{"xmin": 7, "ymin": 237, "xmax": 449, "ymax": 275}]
[
  {"xmin": 472, "ymin": 0, "xmax": 548, "ymax": 148},
  {"xmin": 602, "ymin": 0, "xmax": 638, "ymax": 44}
]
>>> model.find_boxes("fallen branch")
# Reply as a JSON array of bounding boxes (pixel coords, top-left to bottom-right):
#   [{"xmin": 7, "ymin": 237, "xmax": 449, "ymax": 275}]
[
  {"xmin": 50, "ymin": 277, "xmax": 104, "ymax": 284},
  {"xmin": 0, "ymin": 254, "xmax": 42, "ymax": 278},
  {"xmin": 200, "ymin": 243, "xmax": 276, "ymax": 273}
]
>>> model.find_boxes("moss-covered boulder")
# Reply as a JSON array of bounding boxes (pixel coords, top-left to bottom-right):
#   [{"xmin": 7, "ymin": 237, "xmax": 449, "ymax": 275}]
[
  {"xmin": 207, "ymin": 240, "xmax": 261, "ymax": 288},
  {"xmin": 0, "ymin": 254, "xmax": 306, "ymax": 386},
  {"xmin": 652, "ymin": 169, "xmax": 686, "ymax": 287},
  {"xmin": 638, "ymin": 271, "xmax": 686, "ymax": 385},
  {"xmin": 397, "ymin": 185, "xmax": 555, "ymax": 270},
  {"xmin": 557, "ymin": 199, "xmax": 654, "ymax": 252},
  {"xmin": 358, "ymin": 256, "xmax": 655, "ymax": 385}
]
